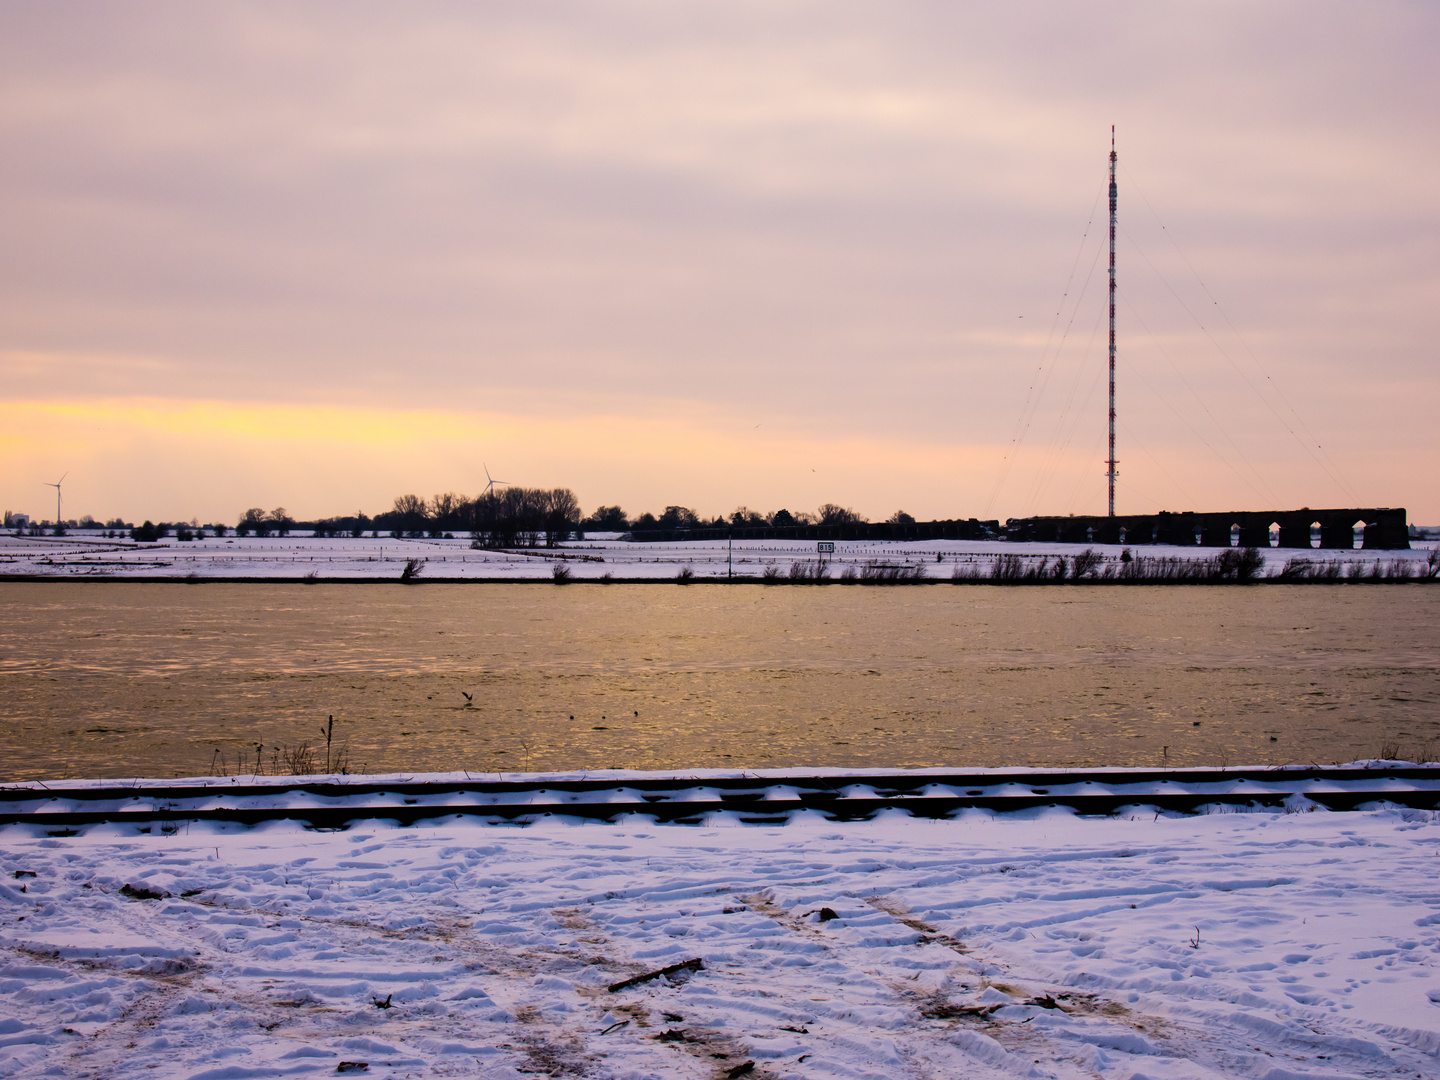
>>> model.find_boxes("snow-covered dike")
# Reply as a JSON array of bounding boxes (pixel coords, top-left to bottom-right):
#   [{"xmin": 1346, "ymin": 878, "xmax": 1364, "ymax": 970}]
[
  {"xmin": 1, "ymin": 806, "xmax": 1438, "ymax": 1079},
  {"xmin": 2, "ymin": 532, "xmax": 1434, "ymax": 581}
]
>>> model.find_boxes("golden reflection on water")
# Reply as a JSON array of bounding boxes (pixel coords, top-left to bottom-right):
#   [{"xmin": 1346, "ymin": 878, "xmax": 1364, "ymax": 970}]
[{"xmin": 0, "ymin": 582, "xmax": 1437, "ymax": 780}]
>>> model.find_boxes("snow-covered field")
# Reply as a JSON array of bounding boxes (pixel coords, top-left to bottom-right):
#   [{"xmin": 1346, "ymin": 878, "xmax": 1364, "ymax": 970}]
[
  {"xmin": 0, "ymin": 532, "xmax": 1433, "ymax": 581},
  {"xmin": 2, "ymin": 798, "xmax": 1439, "ymax": 1079}
]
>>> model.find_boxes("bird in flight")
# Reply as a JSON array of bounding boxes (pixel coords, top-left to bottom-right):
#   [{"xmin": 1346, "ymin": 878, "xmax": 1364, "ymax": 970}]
[{"xmin": 461, "ymin": 691, "xmax": 474, "ymax": 705}]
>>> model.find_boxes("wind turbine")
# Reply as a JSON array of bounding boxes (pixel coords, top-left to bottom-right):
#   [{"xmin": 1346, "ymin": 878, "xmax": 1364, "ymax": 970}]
[
  {"xmin": 482, "ymin": 463, "xmax": 510, "ymax": 497},
  {"xmin": 42, "ymin": 472, "xmax": 66, "ymax": 528}
]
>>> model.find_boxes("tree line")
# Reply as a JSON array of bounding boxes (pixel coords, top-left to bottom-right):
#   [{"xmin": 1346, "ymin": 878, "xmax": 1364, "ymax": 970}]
[
  {"xmin": 300, "ymin": 488, "xmax": 584, "ymax": 548},
  {"xmin": 246, "ymin": 495, "xmax": 914, "ymax": 546},
  {"xmin": 9, "ymin": 492, "xmax": 922, "ymax": 547},
  {"xmin": 618, "ymin": 502, "xmax": 902, "ymax": 533},
  {"xmin": 325, "ymin": 496, "xmax": 919, "ymax": 545}
]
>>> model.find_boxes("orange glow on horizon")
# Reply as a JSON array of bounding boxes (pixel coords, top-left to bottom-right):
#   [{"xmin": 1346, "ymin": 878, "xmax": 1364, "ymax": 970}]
[{"xmin": 0, "ymin": 398, "xmax": 1008, "ymax": 524}]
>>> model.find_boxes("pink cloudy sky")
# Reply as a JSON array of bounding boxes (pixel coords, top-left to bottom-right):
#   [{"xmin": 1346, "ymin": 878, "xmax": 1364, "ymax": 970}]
[{"xmin": 1, "ymin": 1, "xmax": 1436, "ymax": 526}]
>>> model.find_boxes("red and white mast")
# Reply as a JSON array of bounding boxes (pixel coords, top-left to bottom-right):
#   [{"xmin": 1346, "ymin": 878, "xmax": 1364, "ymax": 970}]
[{"xmin": 1106, "ymin": 126, "xmax": 1118, "ymax": 517}]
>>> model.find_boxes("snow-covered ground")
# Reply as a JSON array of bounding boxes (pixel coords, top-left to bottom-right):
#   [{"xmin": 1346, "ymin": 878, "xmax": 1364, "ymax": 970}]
[
  {"xmin": 2, "ymin": 797, "xmax": 1438, "ymax": 1079},
  {"xmin": 0, "ymin": 532, "xmax": 1433, "ymax": 581}
]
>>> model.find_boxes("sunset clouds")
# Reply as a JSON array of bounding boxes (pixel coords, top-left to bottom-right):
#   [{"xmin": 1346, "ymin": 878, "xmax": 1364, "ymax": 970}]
[{"xmin": 1, "ymin": 2, "xmax": 1436, "ymax": 523}]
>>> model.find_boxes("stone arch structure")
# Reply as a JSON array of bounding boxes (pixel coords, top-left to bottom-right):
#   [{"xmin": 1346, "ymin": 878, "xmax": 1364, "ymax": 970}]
[
  {"xmin": 1276, "ymin": 516, "xmax": 1311, "ymax": 548},
  {"xmin": 1196, "ymin": 523, "xmax": 1225, "ymax": 546},
  {"xmin": 1237, "ymin": 517, "xmax": 1270, "ymax": 547},
  {"xmin": 1319, "ymin": 519, "xmax": 1354, "ymax": 549}
]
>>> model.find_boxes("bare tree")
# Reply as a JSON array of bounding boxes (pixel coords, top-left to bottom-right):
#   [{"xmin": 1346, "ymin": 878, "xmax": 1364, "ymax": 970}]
[
  {"xmin": 818, "ymin": 503, "xmax": 868, "ymax": 526},
  {"xmin": 466, "ymin": 486, "xmax": 582, "ymax": 548},
  {"xmin": 238, "ymin": 507, "xmax": 270, "ymax": 537},
  {"xmin": 544, "ymin": 488, "xmax": 581, "ymax": 546},
  {"xmin": 392, "ymin": 494, "xmax": 427, "ymax": 536},
  {"xmin": 506, "ymin": 487, "xmax": 541, "ymax": 547},
  {"xmin": 429, "ymin": 492, "xmax": 463, "ymax": 535},
  {"xmin": 470, "ymin": 490, "xmax": 504, "ymax": 547},
  {"xmin": 658, "ymin": 506, "xmax": 700, "ymax": 532},
  {"xmin": 587, "ymin": 505, "xmax": 629, "ymax": 531},
  {"xmin": 730, "ymin": 507, "xmax": 767, "ymax": 528}
]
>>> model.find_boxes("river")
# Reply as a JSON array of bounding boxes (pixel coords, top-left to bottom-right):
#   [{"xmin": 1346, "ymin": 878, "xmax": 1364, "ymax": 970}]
[{"xmin": 0, "ymin": 582, "xmax": 1436, "ymax": 780}]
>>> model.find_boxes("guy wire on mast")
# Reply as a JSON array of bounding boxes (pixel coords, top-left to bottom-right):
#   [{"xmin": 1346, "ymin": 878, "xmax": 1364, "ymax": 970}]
[{"xmin": 1107, "ymin": 126, "xmax": 1118, "ymax": 517}]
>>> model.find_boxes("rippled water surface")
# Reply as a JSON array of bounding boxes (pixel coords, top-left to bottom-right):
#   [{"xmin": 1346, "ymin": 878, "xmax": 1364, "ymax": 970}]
[{"xmin": 1, "ymin": 582, "xmax": 1437, "ymax": 780}]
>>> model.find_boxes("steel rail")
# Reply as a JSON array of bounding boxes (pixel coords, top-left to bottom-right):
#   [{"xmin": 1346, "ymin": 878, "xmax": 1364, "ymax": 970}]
[{"xmin": 1, "ymin": 766, "xmax": 1435, "ymax": 831}]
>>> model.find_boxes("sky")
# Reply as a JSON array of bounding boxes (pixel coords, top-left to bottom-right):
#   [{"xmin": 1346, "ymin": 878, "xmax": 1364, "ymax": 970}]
[{"xmin": 1, "ymin": 1, "xmax": 1437, "ymax": 526}]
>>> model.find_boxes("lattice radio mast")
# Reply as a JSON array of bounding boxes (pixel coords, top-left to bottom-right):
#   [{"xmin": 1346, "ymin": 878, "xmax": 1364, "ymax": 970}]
[{"xmin": 1106, "ymin": 127, "xmax": 1119, "ymax": 517}]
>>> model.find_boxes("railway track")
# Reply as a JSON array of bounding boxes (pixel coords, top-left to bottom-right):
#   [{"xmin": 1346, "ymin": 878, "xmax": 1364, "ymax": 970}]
[{"xmin": 2, "ymin": 764, "xmax": 1436, "ymax": 831}]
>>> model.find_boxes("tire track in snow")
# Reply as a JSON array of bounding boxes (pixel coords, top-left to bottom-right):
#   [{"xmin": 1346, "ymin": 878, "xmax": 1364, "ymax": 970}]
[
  {"xmin": 737, "ymin": 885, "xmax": 1197, "ymax": 1077},
  {"xmin": 2, "ymin": 811, "xmax": 1439, "ymax": 1078}
]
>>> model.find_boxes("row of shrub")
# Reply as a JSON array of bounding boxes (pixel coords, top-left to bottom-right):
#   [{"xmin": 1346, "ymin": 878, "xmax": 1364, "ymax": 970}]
[
  {"xmin": 955, "ymin": 547, "xmax": 1268, "ymax": 583},
  {"xmin": 753, "ymin": 560, "xmax": 930, "ymax": 584},
  {"xmin": 743, "ymin": 550, "xmax": 1272, "ymax": 585},
  {"xmin": 659, "ymin": 548, "xmax": 1440, "ymax": 585},
  {"xmin": 953, "ymin": 547, "xmax": 1438, "ymax": 583},
  {"xmin": 130, "ymin": 521, "xmax": 227, "ymax": 542},
  {"xmin": 1273, "ymin": 552, "xmax": 1440, "ymax": 581}
]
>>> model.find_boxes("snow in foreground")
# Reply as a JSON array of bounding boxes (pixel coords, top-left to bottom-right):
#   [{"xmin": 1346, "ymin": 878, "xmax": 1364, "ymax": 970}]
[{"xmin": 1, "ymin": 806, "xmax": 1438, "ymax": 1079}]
